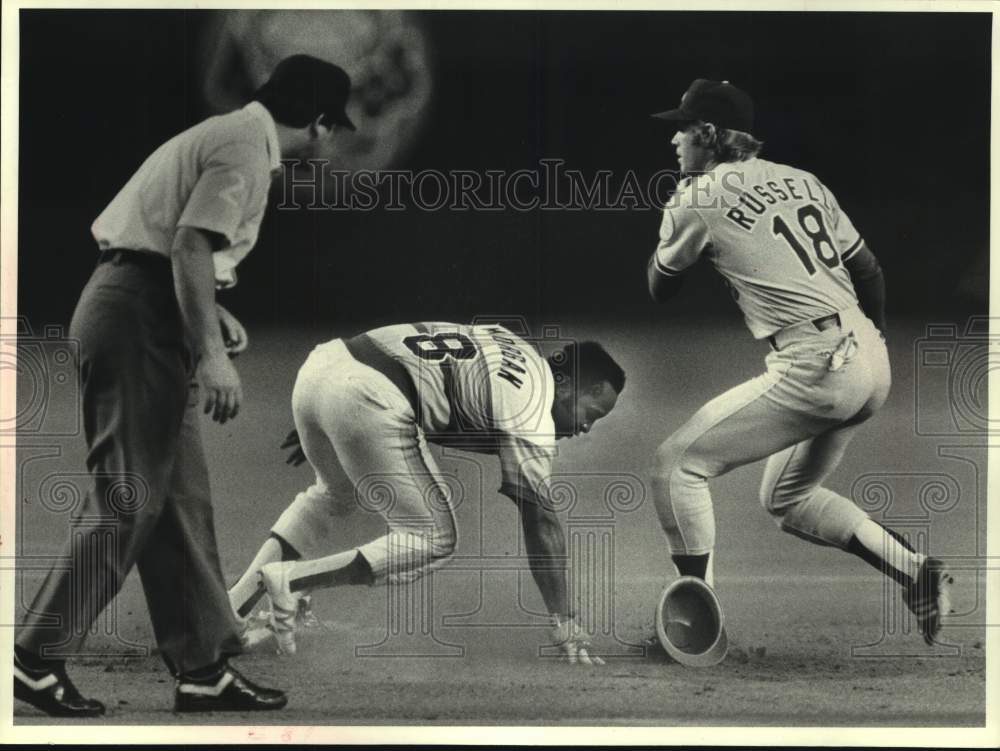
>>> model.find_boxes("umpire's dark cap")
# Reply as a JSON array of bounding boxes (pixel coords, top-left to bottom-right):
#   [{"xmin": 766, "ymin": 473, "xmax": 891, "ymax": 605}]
[
  {"xmin": 259, "ymin": 54, "xmax": 356, "ymax": 131},
  {"xmin": 652, "ymin": 79, "xmax": 753, "ymax": 133}
]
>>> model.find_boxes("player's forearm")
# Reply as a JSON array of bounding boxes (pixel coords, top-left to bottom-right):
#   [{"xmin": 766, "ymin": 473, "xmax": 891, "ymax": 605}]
[
  {"xmin": 647, "ymin": 254, "xmax": 685, "ymax": 303},
  {"xmin": 853, "ymin": 268, "xmax": 886, "ymax": 332},
  {"xmin": 172, "ymin": 227, "xmax": 227, "ymax": 359},
  {"xmin": 844, "ymin": 243, "xmax": 887, "ymax": 332},
  {"xmin": 517, "ymin": 497, "xmax": 571, "ymax": 618}
]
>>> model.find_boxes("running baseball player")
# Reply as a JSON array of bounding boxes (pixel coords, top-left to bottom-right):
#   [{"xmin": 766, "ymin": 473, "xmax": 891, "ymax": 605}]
[
  {"xmin": 228, "ymin": 322, "xmax": 625, "ymax": 663},
  {"xmin": 646, "ymin": 79, "xmax": 951, "ymax": 645}
]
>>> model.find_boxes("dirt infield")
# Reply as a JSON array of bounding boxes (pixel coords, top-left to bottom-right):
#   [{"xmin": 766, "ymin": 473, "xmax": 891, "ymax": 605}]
[
  {"xmin": 13, "ymin": 581, "xmax": 987, "ymax": 727},
  {"xmin": 12, "ymin": 317, "xmax": 988, "ymax": 727}
]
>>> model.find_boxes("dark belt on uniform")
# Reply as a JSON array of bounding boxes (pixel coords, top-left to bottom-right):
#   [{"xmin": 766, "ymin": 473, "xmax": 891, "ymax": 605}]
[
  {"xmin": 98, "ymin": 247, "xmax": 172, "ymax": 271},
  {"xmin": 343, "ymin": 333, "xmax": 420, "ymax": 415},
  {"xmin": 767, "ymin": 312, "xmax": 841, "ymax": 351}
]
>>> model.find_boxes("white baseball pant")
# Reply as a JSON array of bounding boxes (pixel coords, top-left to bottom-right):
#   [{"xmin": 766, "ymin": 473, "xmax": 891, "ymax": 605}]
[
  {"xmin": 271, "ymin": 340, "xmax": 457, "ymax": 584},
  {"xmin": 653, "ymin": 305, "xmax": 891, "ymax": 557}
]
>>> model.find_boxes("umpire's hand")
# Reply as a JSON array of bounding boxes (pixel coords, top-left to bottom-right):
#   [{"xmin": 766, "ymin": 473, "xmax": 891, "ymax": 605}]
[
  {"xmin": 198, "ymin": 352, "xmax": 243, "ymax": 423},
  {"xmin": 216, "ymin": 303, "xmax": 249, "ymax": 357}
]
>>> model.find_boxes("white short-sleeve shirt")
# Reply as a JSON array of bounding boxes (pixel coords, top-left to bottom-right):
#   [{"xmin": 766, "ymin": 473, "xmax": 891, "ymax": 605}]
[{"xmin": 91, "ymin": 102, "xmax": 281, "ymax": 288}]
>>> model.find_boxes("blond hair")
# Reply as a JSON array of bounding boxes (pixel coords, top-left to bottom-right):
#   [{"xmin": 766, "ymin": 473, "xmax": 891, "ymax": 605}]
[{"xmin": 693, "ymin": 122, "xmax": 763, "ymax": 162}]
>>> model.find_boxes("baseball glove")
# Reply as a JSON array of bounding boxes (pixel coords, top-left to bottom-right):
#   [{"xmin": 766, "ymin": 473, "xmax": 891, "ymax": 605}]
[{"xmin": 280, "ymin": 429, "xmax": 307, "ymax": 467}]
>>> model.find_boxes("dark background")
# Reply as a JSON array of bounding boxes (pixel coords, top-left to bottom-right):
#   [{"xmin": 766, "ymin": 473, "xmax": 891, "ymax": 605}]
[
  {"xmin": 18, "ymin": 10, "xmax": 991, "ymax": 330},
  {"xmin": 13, "ymin": 13, "xmax": 990, "ymax": 724}
]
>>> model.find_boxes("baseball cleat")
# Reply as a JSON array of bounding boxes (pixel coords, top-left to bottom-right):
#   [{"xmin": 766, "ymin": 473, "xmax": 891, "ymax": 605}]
[
  {"xmin": 174, "ymin": 664, "xmax": 287, "ymax": 712},
  {"xmin": 260, "ymin": 562, "xmax": 298, "ymax": 655},
  {"xmin": 240, "ymin": 620, "xmax": 278, "ymax": 652},
  {"xmin": 256, "ymin": 594, "xmax": 320, "ymax": 630},
  {"xmin": 903, "ymin": 557, "xmax": 953, "ymax": 645},
  {"xmin": 14, "ymin": 657, "xmax": 105, "ymax": 717}
]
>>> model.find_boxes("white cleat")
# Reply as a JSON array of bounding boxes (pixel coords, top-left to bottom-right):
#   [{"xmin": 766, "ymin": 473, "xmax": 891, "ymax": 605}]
[
  {"xmin": 259, "ymin": 562, "xmax": 298, "ymax": 656},
  {"xmin": 241, "ymin": 624, "xmax": 277, "ymax": 651},
  {"xmin": 235, "ymin": 605, "xmax": 281, "ymax": 652}
]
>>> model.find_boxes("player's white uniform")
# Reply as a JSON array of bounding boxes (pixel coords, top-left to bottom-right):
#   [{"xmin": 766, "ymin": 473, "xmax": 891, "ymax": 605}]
[
  {"xmin": 271, "ymin": 323, "xmax": 557, "ymax": 583},
  {"xmin": 651, "ymin": 158, "xmax": 891, "ymax": 561}
]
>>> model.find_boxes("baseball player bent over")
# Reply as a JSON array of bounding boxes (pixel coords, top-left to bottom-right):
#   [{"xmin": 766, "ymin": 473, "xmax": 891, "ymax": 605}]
[
  {"xmin": 15, "ymin": 55, "xmax": 356, "ymax": 716},
  {"xmin": 646, "ymin": 79, "xmax": 951, "ymax": 645},
  {"xmin": 228, "ymin": 322, "xmax": 625, "ymax": 663}
]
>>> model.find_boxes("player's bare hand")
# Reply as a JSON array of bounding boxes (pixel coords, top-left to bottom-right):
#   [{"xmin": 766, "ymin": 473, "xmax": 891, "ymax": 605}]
[
  {"xmin": 199, "ymin": 352, "xmax": 243, "ymax": 424},
  {"xmin": 216, "ymin": 303, "xmax": 248, "ymax": 357},
  {"xmin": 549, "ymin": 615, "xmax": 605, "ymax": 666}
]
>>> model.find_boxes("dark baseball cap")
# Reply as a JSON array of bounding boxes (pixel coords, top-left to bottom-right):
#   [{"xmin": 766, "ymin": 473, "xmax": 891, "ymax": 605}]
[
  {"xmin": 652, "ymin": 79, "xmax": 754, "ymax": 133},
  {"xmin": 258, "ymin": 54, "xmax": 356, "ymax": 131}
]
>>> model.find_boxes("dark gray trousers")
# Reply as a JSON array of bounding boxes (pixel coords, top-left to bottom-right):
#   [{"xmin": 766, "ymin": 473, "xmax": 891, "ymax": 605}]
[{"xmin": 17, "ymin": 251, "xmax": 242, "ymax": 675}]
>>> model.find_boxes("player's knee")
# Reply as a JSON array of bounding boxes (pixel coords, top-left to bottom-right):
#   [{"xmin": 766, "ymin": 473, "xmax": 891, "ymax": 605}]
[
  {"xmin": 654, "ymin": 462, "xmax": 707, "ymax": 523},
  {"xmin": 430, "ymin": 528, "xmax": 456, "ymax": 560},
  {"xmin": 759, "ymin": 477, "xmax": 808, "ymax": 518},
  {"xmin": 427, "ymin": 515, "xmax": 457, "ymax": 560},
  {"xmin": 653, "ymin": 432, "xmax": 687, "ymax": 479}
]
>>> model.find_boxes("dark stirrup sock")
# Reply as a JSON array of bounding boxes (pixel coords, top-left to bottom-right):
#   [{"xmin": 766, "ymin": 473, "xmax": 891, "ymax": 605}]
[
  {"xmin": 236, "ymin": 535, "xmax": 303, "ymax": 618},
  {"xmin": 236, "ymin": 583, "xmax": 267, "ymax": 619},
  {"xmin": 236, "ymin": 532, "xmax": 302, "ymax": 618},
  {"xmin": 270, "ymin": 532, "xmax": 303, "ymax": 561},
  {"xmin": 846, "ymin": 534, "xmax": 913, "ymax": 587},
  {"xmin": 879, "ymin": 523, "xmax": 917, "ymax": 553},
  {"xmin": 290, "ymin": 552, "xmax": 375, "ymax": 591},
  {"xmin": 672, "ymin": 553, "xmax": 710, "ymax": 580}
]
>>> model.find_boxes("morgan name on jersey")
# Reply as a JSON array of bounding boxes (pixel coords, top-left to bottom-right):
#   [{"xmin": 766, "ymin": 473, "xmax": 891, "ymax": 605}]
[{"xmin": 366, "ymin": 323, "xmax": 557, "ymax": 450}]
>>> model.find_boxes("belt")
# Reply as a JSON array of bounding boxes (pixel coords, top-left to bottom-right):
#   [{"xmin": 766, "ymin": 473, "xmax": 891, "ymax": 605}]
[
  {"xmin": 98, "ymin": 248, "xmax": 171, "ymax": 271},
  {"xmin": 768, "ymin": 312, "xmax": 842, "ymax": 351},
  {"xmin": 342, "ymin": 334, "xmax": 420, "ymax": 415}
]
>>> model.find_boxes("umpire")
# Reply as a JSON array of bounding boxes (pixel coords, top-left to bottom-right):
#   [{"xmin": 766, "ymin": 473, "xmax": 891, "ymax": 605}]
[{"xmin": 14, "ymin": 55, "xmax": 356, "ymax": 716}]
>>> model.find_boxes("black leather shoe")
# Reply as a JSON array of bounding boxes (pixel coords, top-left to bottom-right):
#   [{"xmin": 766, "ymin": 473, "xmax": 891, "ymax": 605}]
[
  {"xmin": 14, "ymin": 658, "xmax": 106, "ymax": 718},
  {"xmin": 174, "ymin": 664, "xmax": 287, "ymax": 712}
]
